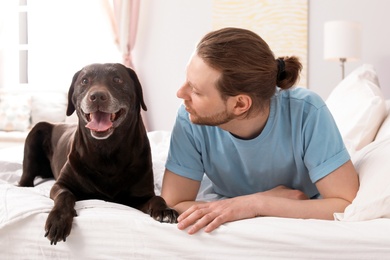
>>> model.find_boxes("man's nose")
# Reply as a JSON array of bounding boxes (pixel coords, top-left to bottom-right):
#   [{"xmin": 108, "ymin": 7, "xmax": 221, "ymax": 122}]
[{"xmin": 177, "ymin": 84, "xmax": 189, "ymax": 99}]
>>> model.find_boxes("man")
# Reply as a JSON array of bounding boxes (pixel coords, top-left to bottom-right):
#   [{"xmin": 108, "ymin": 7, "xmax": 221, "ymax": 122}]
[{"xmin": 161, "ymin": 27, "xmax": 359, "ymax": 235}]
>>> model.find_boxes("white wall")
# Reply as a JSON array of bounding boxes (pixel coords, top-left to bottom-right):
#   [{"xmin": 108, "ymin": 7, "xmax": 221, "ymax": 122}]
[
  {"xmin": 133, "ymin": 0, "xmax": 212, "ymax": 131},
  {"xmin": 309, "ymin": 0, "xmax": 390, "ymax": 99}
]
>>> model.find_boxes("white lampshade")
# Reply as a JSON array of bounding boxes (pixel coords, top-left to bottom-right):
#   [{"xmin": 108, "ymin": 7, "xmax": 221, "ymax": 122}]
[{"xmin": 324, "ymin": 21, "xmax": 361, "ymax": 61}]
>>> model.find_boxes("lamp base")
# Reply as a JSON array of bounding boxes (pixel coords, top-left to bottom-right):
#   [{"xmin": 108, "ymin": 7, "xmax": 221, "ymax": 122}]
[{"xmin": 340, "ymin": 58, "xmax": 346, "ymax": 79}]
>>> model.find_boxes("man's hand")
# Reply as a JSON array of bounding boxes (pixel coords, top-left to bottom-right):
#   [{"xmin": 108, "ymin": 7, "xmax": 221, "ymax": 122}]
[
  {"xmin": 177, "ymin": 185, "xmax": 309, "ymax": 234},
  {"xmin": 177, "ymin": 195, "xmax": 256, "ymax": 234}
]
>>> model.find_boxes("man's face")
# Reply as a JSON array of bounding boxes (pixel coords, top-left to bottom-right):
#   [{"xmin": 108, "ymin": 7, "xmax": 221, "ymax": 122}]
[{"xmin": 177, "ymin": 54, "xmax": 235, "ymax": 126}]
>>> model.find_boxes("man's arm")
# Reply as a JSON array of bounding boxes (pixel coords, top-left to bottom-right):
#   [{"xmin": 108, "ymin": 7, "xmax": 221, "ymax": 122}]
[
  {"xmin": 161, "ymin": 169, "xmax": 203, "ymax": 214},
  {"xmin": 162, "ymin": 160, "xmax": 359, "ymax": 234}
]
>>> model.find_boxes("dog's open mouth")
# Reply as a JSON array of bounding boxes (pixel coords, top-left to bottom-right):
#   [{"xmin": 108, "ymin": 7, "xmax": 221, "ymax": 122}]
[{"xmin": 84, "ymin": 109, "xmax": 124, "ymax": 139}]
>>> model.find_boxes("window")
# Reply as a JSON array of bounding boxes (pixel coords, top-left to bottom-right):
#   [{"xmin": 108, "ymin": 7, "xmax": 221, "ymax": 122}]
[
  {"xmin": 0, "ymin": 0, "xmax": 121, "ymax": 91},
  {"xmin": 19, "ymin": 0, "xmax": 28, "ymax": 84},
  {"xmin": 0, "ymin": 0, "xmax": 26, "ymax": 87}
]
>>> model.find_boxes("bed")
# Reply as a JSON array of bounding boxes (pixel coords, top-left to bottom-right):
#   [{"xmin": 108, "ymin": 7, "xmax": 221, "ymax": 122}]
[{"xmin": 1, "ymin": 64, "xmax": 390, "ymax": 259}]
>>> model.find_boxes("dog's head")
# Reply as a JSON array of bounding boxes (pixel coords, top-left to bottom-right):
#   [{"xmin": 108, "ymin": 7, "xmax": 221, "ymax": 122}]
[{"xmin": 66, "ymin": 63, "xmax": 147, "ymax": 140}]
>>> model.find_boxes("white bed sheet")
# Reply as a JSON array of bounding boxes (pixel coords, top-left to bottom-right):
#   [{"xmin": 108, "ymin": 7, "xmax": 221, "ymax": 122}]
[{"xmin": 1, "ymin": 131, "xmax": 390, "ymax": 259}]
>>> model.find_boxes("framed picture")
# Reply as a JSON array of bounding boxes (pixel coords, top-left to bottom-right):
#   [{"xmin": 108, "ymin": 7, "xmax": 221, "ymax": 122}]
[{"xmin": 213, "ymin": 0, "xmax": 308, "ymax": 87}]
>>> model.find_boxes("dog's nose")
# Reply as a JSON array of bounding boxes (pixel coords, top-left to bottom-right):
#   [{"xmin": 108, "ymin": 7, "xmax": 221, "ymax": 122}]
[{"xmin": 89, "ymin": 91, "xmax": 108, "ymax": 102}]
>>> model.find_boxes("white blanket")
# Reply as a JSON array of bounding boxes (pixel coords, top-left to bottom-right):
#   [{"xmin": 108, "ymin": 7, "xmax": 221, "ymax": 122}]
[{"xmin": 1, "ymin": 131, "xmax": 390, "ymax": 259}]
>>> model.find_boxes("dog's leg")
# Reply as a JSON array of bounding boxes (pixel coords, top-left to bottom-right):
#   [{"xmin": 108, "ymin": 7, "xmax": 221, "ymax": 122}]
[
  {"xmin": 141, "ymin": 196, "xmax": 179, "ymax": 224},
  {"xmin": 45, "ymin": 172, "xmax": 77, "ymax": 245},
  {"xmin": 19, "ymin": 122, "xmax": 54, "ymax": 187}
]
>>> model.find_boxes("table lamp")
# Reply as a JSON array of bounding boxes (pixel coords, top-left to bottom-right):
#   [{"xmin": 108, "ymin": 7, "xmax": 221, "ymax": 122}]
[{"xmin": 324, "ymin": 20, "xmax": 361, "ymax": 79}]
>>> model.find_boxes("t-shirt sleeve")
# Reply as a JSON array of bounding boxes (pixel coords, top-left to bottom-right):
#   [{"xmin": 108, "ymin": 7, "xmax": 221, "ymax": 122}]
[
  {"xmin": 165, "ymin": 105, "xmax": 205, "ymax": 181},
  {"xmin": 303, "ymin": 104, "xmax": 350, "ymax": 183}
]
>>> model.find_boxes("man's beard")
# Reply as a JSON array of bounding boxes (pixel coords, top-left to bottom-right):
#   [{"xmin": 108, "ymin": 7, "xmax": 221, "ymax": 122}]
[{"xmin": 187, "ymin": 107, "xmax": 235, "ymax": 126}]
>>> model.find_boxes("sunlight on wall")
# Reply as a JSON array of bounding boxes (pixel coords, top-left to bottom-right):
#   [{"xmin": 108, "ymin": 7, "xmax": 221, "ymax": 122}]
[{"xmin": 212, "ymin": 0, "xmax": 308, "ymax": 87}]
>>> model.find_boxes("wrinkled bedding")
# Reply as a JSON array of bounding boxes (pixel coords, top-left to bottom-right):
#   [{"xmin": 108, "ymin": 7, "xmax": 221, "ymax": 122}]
[{"xmin": 1, "ymin": 131, "xmax": 390, "ymax": 259}]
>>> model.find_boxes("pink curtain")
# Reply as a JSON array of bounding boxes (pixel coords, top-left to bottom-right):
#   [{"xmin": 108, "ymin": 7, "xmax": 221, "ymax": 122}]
[
  {"xmin": 106, "ymin": 0, "xmax": 149, "ymax": 130},
  {"xmin": 112, "ymin": 0, "xmax": 140, "ymax": 68}
]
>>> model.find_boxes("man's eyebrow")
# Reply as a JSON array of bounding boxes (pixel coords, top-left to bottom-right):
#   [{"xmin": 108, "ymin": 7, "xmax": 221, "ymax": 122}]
[
  {"xmin": 187, "ymin": 80, "xmax": 196, "ymax": 88},
  {"xmin": 189, "ymin": 81, "xmax": 201, "ymax": 92}
]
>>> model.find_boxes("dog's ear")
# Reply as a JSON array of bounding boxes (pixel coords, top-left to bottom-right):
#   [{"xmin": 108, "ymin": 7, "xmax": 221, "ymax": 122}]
[
  {"xmin": 66, "ymin": 70, "xmax": 81, "ymax": 116},
  {"xmin": 125, "ymin": 67, "xmax": 147, "ymax": 111}
]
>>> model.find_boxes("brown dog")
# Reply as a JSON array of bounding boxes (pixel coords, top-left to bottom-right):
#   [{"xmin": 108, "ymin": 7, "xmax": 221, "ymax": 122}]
[{"xmin": 19, "ymin": 63, "xmax": 179, "ymax": 245}]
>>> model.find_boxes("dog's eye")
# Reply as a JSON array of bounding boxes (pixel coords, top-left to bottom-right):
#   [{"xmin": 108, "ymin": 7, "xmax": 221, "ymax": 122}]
[
  {"xmin": 81, "ymin": 78, "xmax": 89, "ymax": 85},
  {"xmin": 113, "ymin": 76, "xmax": 123, "ymax": 84}
]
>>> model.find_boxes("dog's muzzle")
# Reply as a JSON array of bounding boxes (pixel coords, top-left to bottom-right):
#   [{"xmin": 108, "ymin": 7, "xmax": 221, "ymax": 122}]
[
  {"xmin": 83, "ymin": 109, "xmax": 125, "ymax": 140},
  {"xmin": 80, "ymin": 89, "xmax": 127, "ymax": 140}
]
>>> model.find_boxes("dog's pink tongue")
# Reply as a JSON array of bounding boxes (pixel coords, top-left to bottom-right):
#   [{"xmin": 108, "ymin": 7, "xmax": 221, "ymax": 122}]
[{"xmin": 86, "ymin": 111, "xmax": 113, "ymax": 132}]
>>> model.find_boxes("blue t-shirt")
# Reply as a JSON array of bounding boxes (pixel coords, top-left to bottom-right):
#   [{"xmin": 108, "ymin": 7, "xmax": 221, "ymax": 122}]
[{"xmin": 165, "ymin": 88, "xmax": 350, "ymax": 198}]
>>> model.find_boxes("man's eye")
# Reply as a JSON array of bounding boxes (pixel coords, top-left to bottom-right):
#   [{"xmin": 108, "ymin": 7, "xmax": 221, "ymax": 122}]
[
  {"xmin": 113, "ymin": 77, "xmax": 123, "ymax": 84},
  {"xmin": 81, "ymin": 78, "xmax": 89, "ymax": 85},
  {"xmin": 190, "ymin": 86, "xmax": 200, "ymax": 96}
]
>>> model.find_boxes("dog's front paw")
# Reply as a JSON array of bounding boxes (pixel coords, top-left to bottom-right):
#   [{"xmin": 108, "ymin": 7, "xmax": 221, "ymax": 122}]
[
  {"xmin": 45, "ymin": 208, "xmax": 76, "ymax": 245},
  {"xmin": 143, "ymin": 196, "xmax": 179, "ymax": 223},
  {"xmin": 151, "ymin": 207, "xmax": 179, "ymax": 224}
]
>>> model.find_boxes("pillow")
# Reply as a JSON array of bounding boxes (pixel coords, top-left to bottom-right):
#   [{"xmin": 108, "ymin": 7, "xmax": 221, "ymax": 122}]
[
  {"xmin": 334, "ymin": 136, "xmax": 390, "ymax": 221},
  {"xmin": 326, "ymin": 64, "xmax": 387, "ymax": 154},
  {"xmin": 31, "ymin": 92, "xmax": 68, "ymax": 125},
  {"xmin": 375, "ymin": 100, "xmax": 390, "ymax": 141},
  {"xmin": 0, "ymin": 94, "xmax": 32, "ymax": 131},
  {"xmin": 65, "ymin": 112, "xmax": 78, "ymax": 124}
]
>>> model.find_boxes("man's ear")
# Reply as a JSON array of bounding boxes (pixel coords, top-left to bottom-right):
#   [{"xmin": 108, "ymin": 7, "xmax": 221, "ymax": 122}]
[{"xmin": 230, "ymin": 94, "xmax": 252, "ymax": 116}]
